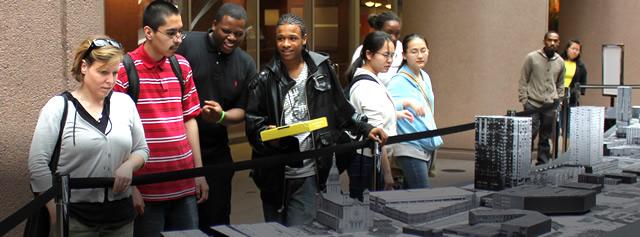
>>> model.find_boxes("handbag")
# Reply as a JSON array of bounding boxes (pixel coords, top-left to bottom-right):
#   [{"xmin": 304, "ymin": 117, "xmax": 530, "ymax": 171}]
[{"xmin": 24, "ymin": 93, "xmax": 69, "ymax": 237}]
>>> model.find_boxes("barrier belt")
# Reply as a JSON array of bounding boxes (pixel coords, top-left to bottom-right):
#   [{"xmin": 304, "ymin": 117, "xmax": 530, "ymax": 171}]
[
  {"xmin": 0, "ymin": 187, "xmax": 57, "ymax": 236},
  {"xmin": 0, "ymin": 103, "xmax": 554, "ymax": 233}
]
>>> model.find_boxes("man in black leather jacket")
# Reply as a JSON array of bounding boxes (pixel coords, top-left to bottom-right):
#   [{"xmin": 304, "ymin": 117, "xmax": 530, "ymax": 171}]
[{"xmin": 245, "ymin": 13, "xmax": 387, "ymax": 226}]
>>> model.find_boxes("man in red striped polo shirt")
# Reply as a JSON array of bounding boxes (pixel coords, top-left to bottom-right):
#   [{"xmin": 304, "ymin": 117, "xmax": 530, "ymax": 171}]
[{"xmin": 114, "ymin": 1, "xmax": 208, "ymax": 236}]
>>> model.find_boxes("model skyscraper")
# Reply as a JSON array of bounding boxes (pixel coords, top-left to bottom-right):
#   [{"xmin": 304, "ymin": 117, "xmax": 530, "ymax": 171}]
[
  {"xmin": 569, "ymin": 106, "xmax": 604, "ymax": 166},
  {"xmin": 475, "ymin": 116, "xmax": 532, "ymax": 190}
]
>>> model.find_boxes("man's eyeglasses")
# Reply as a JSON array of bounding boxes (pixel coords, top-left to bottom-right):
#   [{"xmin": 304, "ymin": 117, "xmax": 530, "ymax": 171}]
[
  {"xmin": 375, "ymin": 52, "xmax": 395, "ymax": 59},
  {"xmin": 221, "ymin": 28, "xmax": 245, "ymax": 38},
  {"xmin": 157, "ymin": 29, "xmax": 186, "ymax": 40},
  {"xmin": 83, "ymin": 39, "xmax": 123, "ymax": 59}
]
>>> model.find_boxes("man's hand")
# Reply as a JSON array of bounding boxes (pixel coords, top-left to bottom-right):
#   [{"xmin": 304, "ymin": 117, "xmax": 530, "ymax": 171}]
[
  {"xmin": 201, "ymin": 100, "xmax": 224, "ymax": 123},
  {"xmin": 367, "ymin": 127, "xmax": 388, "ymax": 145},
  {"xmin": 195, "ymin": 176, "xmax": 209, "ymax": 204},
  {"xmin": 132, "ymin": 187, "xmax": 145, "ymax": 215}
]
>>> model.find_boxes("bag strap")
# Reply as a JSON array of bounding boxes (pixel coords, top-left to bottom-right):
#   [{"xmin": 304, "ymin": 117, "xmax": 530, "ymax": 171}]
[
  {"xmin": 123, "ymin": 54, "xmax": 185, "ymax": 103},
  {"xmin": 48, "ymin": 92, "xmax": 69, "ymax": 173},
  {"xmin": 168, "ymin": 55, "xmax": 186, "ymax": 95},
  {"xmin": 399, "ymin": 71, "xmax": 433, "ymax": 113},
  {"xmin": 123, "ymin": 54, "xmax": 140, "ymax": 104}
]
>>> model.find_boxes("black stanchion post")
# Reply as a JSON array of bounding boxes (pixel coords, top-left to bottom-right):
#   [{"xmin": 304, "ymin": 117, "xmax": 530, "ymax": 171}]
[
  {"xmin": 372, "ymin": 141, "xmax": 381, "ymax": 191},
  {"xmin": 54, "ymin": 174, "xmax": 69, "ymax": 237}
]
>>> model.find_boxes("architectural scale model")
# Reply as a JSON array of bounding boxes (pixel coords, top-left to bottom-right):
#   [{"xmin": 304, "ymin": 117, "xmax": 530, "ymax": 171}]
[
  {"xmin": 443, "ymin": 208, "xmax": 551, "ymax": 237},
  {"xmin": 315, "ymin": 158, "xmax": 373, "ymax": 233},
  {"xmin": 616, "ymin": 86, "xmax": 632, "ymax": 128},
  {"xmin": 568, "ymin": 106, "xmax": 604, "ymax": 166},
  {"xmin": 368, "ymin": 187, "xmax": 476, "ymax": 224},
  {"xmin": 492, "ymin": 185, "xmax": 596, "ymax": 214},
  {"xmin": 474, "ymin": 116, "xmax": 532, "ymax": 190}
]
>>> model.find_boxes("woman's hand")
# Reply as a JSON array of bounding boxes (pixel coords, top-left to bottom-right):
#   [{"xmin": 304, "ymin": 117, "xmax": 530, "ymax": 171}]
[
  {"xmin": 396, "ymin": 110, "xmax": 415, "ymax": 123},
  {"xmin": 404, "ymin": 100, "xmax": 425, "ymax": 117},
  {"xmin": 113, "ymin": 162, "xmax": 135, "ymax": 193}
]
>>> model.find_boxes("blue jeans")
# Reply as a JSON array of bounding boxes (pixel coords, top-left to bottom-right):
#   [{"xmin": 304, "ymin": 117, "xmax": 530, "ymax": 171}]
[
  {"xmin": 261, "ymin": 175, "xmax": 317, "ymax": 226},
  {"xmin": 347, "ymin": 154, "xmax": 383, "ymax": 201},
  {"xmin": 396, "ymin": 156, "xmax": 431, "ymax": 189},
  {"xmin": 133, "ymin": 196, "xmax": 198, "ymax": 237}
]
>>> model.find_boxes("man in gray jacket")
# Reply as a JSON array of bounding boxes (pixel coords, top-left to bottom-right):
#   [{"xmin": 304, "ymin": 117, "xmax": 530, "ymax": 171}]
[{"xmin": 518, "ymin": 31, "xmax": 565, "ymax": 165}]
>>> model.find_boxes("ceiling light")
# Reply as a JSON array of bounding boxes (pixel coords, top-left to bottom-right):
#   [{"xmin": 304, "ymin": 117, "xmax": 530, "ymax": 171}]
[
  {"xmin": 365, "ymin": 1, "xmax": 374, "ymax": 7},
  {"xmin": 385, "ymin": 4, "xmax": 392, "ymax": 9},
  {"xmin": 374, "ymin": 2, "xmax": 382, "ymax": 7}
]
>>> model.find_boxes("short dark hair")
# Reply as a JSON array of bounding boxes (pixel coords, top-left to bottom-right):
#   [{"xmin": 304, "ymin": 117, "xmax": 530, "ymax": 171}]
[
  {"xmin": 367, "ymin": 11, "xmax": 400, "ymax": 30},
  {"xmin": 214, "ymin": 3, "xmax": 248, "ymax": 22},
  {"xmin": 143, "ymin": 0, "xmax": 180, "ymax": 31},
  {"xmin": 277, "ymin": 13, "xmax": 306, "ymax": 36},
  {"xmin": 544, "ymin": 30, "xmax": 559, "ymax": 40}
]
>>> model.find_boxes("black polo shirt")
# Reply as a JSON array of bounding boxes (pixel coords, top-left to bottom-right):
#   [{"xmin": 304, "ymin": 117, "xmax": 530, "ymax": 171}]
[{"xmin": 177, "ymin": 30, "xmax": 257, "ymax": 152}]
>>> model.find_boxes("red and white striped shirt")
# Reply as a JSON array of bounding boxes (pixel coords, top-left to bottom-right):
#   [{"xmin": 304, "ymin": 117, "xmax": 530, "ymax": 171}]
[{"xmin": 115, "ymin": 44, "xmax": 201, "ymax": 202}]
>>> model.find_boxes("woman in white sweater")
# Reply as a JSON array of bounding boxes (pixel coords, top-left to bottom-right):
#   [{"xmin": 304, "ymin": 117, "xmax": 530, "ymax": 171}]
[
  {"xmin": 344, "ymin": 31, "xmax": 417, "ymax": 201},
  {"xmin": 28, "ymin": 36, "xmax": 148, "ymax": 236}
]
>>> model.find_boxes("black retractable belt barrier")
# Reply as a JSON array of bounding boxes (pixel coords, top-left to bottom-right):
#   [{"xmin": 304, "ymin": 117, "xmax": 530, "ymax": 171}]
[
  {"xmin": 0, "ymin": 188, "xmax": 57, "ymax": 236},
  {"xmin": 1, "ymin": 104, "xmax": 556, "ymax": 235}
]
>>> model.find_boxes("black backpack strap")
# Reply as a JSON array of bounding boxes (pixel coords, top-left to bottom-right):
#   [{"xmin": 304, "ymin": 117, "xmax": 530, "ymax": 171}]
[
  {"xmin": 49, "ymin": 92, "xmax": 69, "ymax": 173},
  {"xmin": 345, "ymin": 74, "xmax": 379, "ymax": 98},
  {"xmin": 168, "ymin": 55, "xmax": 185, "ymax": 97},
  {"xmin": 123, "ymin": 54, "xmax": 140, "ymax": 104}
]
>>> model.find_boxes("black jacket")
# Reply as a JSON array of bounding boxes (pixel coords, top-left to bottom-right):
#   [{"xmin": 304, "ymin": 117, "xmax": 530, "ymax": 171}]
[
  {"xmin": 568, "ymin": 60, "xmax": 587, "ymax": 106},
  {"xmin": 245, "ymin": 50, "xmax": 373, "ymax": 206}
]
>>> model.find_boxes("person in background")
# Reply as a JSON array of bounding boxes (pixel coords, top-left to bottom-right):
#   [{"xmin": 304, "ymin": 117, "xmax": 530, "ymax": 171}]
[
  {"xmin": 345, "ymin": 31, "xmax": 413, "ymax": 201},
  {"xmin": 28, "ymin": 35, "xmax": 148, "ymax": 236},
  {"xmin": 177, "ymin": 3, "xmax": 257, "ymax": 233},
  {"xmin": 561, "ymin": 39, "xmax": 587, "ymax": 107},
  {"xmin": 113, "ymin": 1, "xmax": 208, "ymax": 236},
  {"xmin": 245, "ymin": 13, "xmax": 387, "ymax": 226},
  {"xmin": 518, "ymin": 31, "xmax": 565, "ymax": 165},
  {"xmin": 387, "ymin": 33, "xmax": 443, "ymax": 189},
  {"xmin": 351, "ymin": 11, "xmax": 403, "ymax": 86}
]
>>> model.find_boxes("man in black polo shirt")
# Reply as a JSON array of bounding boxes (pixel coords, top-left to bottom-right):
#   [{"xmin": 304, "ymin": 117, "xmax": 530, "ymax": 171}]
[{"xmin": 177, "ymin": 3, "xmax": 257, "ymax": 233}]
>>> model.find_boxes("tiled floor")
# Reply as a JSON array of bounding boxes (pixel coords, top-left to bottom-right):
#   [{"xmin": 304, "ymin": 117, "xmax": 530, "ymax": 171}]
[{"xmin": 226, "ymin": 142, "xmax": 476, "ymax": 224}]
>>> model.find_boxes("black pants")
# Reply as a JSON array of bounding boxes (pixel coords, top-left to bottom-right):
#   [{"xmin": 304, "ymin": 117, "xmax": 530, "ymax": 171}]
[
  {"xmin": 347, "ymin": 153, "xmax": 383, "ymax": 201},
  {"xmin": 524, "ymin": 102, "xmax": 556, "ymax": 164},
  {"xmin": 198, "ymin": 146, "xmax": 234, "ymax": 235}
]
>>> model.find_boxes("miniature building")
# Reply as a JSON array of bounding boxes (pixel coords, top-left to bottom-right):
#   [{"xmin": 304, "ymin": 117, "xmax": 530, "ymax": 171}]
[
  {"xmin": 604, "ymin": 172, "xmax": 638, "ymax": 184},
  {"xmin": 625, "ymin": 126, "xmax": 640, "ymax": 145},
  {"xmin": 569, "ymin": 106, "xmax": 604, "ymax": 166},
  {"xmin": 475, "ymin": 116, "xmax": 532, "ymax": 190},
  {"xmin": 492, "ymin": 185, "xmax": 596, "ymax": 214},
  {"xmin": 315, "ymin": 158, "xmax": 373, "ymax": 233},
  {"xmin": 528, "ymin": 166, "xmax": 585, "ymax": 186},
  {"xmin": 578, "ymin": 173, "xmax": 605, "ymax": 185},
  {"xmin": 560, "ymin": 182, "xmax": 603, "ymax": 193},
  {"xmin": 369, "ymin": 187, "xmax": 475, "ymax": 224},
  {"xmin": 468, "ymin": 208, "xmax": 551, "ymax": 237},
  {"xmin": 211, "ymin": 222, "xmax": 306, "ymax": 237},
  {"xmin": 403, "ymin": 225, "xmax": 442, "ymax": 237},
  {"xmin": 617, "ymin": 86, "xmax": 632, "ymax": 127}
]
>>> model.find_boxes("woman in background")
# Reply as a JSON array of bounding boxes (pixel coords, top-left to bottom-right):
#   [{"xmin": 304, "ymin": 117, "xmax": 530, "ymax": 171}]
[
  {"xmin": 561, "ymin": 39, "xmax": 587, "ymax": 107},
  {"xmin": 351, "ymin": 11, "xmax": 403, "ymax": 86},
  {"xmin": 388, "ymin": 33, "xmax": 443, "ymax": 189}
]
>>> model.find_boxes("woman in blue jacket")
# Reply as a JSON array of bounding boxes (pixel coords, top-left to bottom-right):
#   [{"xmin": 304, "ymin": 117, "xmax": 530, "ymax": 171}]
[{"xmin": 387, "ymin": 33, "xmax": 443, "ymax": 189}]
